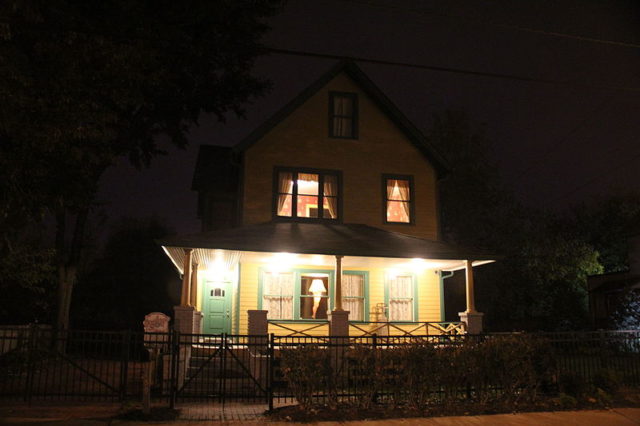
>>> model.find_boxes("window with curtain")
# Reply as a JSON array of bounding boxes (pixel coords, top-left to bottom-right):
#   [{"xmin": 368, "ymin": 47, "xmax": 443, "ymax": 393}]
[
  {"xmin": 329, "ymin": 92, "xmax": 358, "ymax": 139},
  {"xmin": 342, "ymin": 273, "xmax": 366, "ymax": 321},
  {"xmin": 275, "ymin": 169, "xmax": 340, "ymax": 220},
  {"xmin": 388, "ymin": 274, "xmax": 414, "ymax": 321},
  {"xmin": 300, "ymin": 275, "xmax": 329, "ymax": 319},
  {"xmin": 262, "ymin": 272, "xmax": 294, "ymax": 320},
  {"xmin": 384, "ymin": 176, "xmax": 413, "ymax": 224}
]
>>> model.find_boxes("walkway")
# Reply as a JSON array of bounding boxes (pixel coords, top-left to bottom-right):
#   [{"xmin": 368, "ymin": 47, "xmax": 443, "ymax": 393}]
[{"xmin": 1, "ymin": 402, "xmax": 639, "ymax": 425}]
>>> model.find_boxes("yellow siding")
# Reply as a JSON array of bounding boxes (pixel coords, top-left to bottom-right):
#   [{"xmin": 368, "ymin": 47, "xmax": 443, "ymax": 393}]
[
  {"xmin": 242, "ymin": 73, "xmax": 439, "ymax": 240},
  {"xmin": 235, "ymin": 262, "xmax": 443, "ymax": 335}
]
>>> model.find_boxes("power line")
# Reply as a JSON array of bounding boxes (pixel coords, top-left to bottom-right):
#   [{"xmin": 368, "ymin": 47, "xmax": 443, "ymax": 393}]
[
  {"xmin": 343, "ymin": 0, "xmax": 640, "ymax": 49},
  {"xmin": 266, "ymin": 47, "xmax": 640, "ymax": 93}
]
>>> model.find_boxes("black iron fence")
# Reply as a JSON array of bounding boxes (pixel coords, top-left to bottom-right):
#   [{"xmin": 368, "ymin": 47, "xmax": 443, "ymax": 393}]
[{"xmin": 1, "ymin": 326, "xmax": 639, "ymax": 408}]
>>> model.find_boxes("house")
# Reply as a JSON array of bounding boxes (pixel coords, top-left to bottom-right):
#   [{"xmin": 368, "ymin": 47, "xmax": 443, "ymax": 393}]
[
  {"xmin": 159, "ymin": 61, "xmax": 495, "ymax": 337},
  {"xmin": 588, "ymin": 234, "xmax": 640, "ymax": 329}
]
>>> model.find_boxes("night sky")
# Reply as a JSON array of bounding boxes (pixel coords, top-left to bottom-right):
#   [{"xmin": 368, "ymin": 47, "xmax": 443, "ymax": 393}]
[{"xmin": 98, "ymin": 0, "xmax": 640, "ymax": 236}]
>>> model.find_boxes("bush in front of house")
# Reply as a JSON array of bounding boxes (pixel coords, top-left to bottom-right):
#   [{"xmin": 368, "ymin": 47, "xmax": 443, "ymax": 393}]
[{"xmin": 278, "ymin": 334, "xmax": 557, "ymax": 413}]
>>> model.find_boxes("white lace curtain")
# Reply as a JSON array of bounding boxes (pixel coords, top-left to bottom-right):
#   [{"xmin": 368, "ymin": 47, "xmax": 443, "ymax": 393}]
[
  {"xmin": 343, "ymin": 274, "xmax": 364, "ymax": 321},
  {"xmin": 389, "ymin": 275, "xmax": 413, "ymax": 321},
  {"xmin": 263, "ymin": 272, "xmax": 294, "ymax": 319}
]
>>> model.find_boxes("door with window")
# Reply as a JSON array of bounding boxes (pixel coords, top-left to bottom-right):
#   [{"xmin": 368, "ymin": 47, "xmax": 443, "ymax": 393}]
[{"xmin": 202, "ymin": 280, "xmax": 232, "ymax": 334}]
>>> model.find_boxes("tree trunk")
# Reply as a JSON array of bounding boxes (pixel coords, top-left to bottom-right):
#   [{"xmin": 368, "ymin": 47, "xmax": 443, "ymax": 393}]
[{"xmin": 54, "ymin": 203, "xmax": 88, "ymax": 333}]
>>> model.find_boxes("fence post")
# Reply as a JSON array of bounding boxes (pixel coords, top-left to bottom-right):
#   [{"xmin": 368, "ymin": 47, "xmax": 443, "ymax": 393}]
[
  {"xmin": 268, "ymin": 333, "xmax": 275, "ymax": 411},
  {"xmin": 169, "ymin": 329, "xmax": 180, "ymax": 409},
  {"xmin": 220, "ymin": 333, "xmax": 227, "ymax": 407},
  {"xmin": 24, "ymin": 324, "xmax": 37, "ymax": 405},
  {"xmin": 120, "ymin": 329, "xmax": 131, "ymax": 401}
]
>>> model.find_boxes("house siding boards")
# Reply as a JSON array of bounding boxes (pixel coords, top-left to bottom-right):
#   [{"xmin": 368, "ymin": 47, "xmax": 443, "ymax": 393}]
[
  {"xmin": 242, "ymin": 73, "xmax": 439, "ymax": 240},
  {"xmin": 237, "ymin": 261, "xmax": 442, "ymax": 335}
]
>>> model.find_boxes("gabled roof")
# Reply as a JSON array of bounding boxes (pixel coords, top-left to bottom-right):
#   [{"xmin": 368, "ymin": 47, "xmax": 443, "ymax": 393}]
[
  {"xmin": 233, "ymin": 60, "xmax": 449, "ymax": 178},
  {"xmin": 159, "ymin": 222, "xmax": 496, "ymax": 261}
]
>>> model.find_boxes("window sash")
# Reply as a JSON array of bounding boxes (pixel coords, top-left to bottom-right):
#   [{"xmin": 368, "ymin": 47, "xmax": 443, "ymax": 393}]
[
  {"xmin": 330, "ymin": 93, "xmax": 357, "ymax": 138},
  {"xmin": 388, "ymin": 275, "xmax": 414, "ymax": 321},
  {"xmin": 275, "ymin": 169, "xmax": 339, "ymax": 220},
  {"xmin": 384, "ymin": 176, "xmax": 413, "ymax": 224}
]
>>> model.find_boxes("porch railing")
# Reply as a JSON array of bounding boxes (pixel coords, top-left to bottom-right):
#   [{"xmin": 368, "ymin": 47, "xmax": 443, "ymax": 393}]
[
  {"xmin": 349, "ymin": 321, "xmax": 466, "ymax": 337},
  {"xmin": 266, "ymin": 320, "xmax": 466, "ymax": 338}
]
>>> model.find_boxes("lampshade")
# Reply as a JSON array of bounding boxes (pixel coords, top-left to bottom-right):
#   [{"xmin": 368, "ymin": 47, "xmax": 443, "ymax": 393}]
[{"xmin": 309, "ymin": 278, "xmax": 327, "ymax": 294}]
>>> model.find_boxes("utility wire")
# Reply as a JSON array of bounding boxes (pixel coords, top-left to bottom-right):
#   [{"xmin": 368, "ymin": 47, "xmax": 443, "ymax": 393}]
[
  {"xmin": 266, "ymin": 47, "xmax": 640, "ymax": 93},
  {"xmin": 343, "ymin": 0, "xmax": 640, "ymax": 49}
]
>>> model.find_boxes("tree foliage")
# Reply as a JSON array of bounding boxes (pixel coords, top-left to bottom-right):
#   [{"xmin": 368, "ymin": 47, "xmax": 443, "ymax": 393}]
[
  {"xmin": 0, "ymin": 0, "xmax": 281, "ymax": 329},
  {"xmin": 72, "ymin": 217, "xmax": 179, "ymax": 330},
  {"xmin": 429, "ymin": 111, "xmax": 602, "ymax": 331}
]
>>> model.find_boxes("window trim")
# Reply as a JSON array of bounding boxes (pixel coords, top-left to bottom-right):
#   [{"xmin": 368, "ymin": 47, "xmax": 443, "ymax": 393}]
[
  {"xmin": 328, "ymin": 91, "xmax": 359, "ymax": 139},
  {"xmin": 258, "ymin": 268, "xmax": 369, "ymax": 322},
  {"xmin": 384, "ymin": 272, "xmax": 418, "ymax": 322},
  {"xmin": 258, "ymin": 267, "xmax": 335, "ymax": 322},
  {"xmin": 272, "ymin": 166, "xmax": 343, "ymax": 222},
  {"xmin": 342, "ymin": 271, "xmax": 369, "ymax": 322},
  {"xmin": 382, "ymin": 174, "xmax": 415, "ymax": 225}
]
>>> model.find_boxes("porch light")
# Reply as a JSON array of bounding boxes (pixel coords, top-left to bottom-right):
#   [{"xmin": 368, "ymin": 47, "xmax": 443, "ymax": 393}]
[{"xmin": 265, "ymin": 252, "xmax": 298, "ymax": 273}]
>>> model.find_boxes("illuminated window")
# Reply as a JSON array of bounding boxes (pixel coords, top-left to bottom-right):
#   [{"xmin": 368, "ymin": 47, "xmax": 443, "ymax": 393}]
[
  {"xmin": 329, "ymin": 92, "xmax": 358, "ymax": 139},
  {"xmin": 275, "ymin": 168, "xmax": 340, "ymax": 220},
  {"xmin": 383, "ymin": 175, "xmax": 413, "ymax": 224},
  {"xmin": 387, "ymin": 273, "xmax": 416, "ymax": 321}
]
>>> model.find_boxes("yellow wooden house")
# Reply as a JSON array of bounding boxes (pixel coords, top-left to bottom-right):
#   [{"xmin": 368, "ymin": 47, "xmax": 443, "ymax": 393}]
[{"xmin": 160, "ymin": 61, "xmax": 495, "ymax": 337}]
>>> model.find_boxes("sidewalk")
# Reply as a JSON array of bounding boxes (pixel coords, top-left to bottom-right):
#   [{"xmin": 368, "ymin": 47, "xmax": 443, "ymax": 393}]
[{"xmin": 1, "ymin": 403, "xmax": 639, "ymax": 425}]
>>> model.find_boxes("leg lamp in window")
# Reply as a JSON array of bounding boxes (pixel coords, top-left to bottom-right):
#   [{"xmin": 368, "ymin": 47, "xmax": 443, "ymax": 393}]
[{"xmin": 309, "ymin": 278, "xmax": 327, "ymax": 319}]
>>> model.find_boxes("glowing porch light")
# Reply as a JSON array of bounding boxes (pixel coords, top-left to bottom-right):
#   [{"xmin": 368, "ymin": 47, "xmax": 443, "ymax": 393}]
[{"xmin": 265, "ymin": 252, "xmax": 298, "ymax": 273}]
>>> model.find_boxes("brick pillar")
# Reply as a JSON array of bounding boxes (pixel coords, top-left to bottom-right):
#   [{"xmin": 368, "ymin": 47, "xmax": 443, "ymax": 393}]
[
  {"xmin": 248, "ymin": 310, "xmax": 268, "ymax": 335},
  {"xmin": 459, "ymin": 311, "xmax": 484, "ymax": 335},
  {"xmin": 328, "ymin": 310, "xmax": 350, "ymax": 337},
  {"xmin": 173, "ymin": 305, "xmax": 196, "ymax": 335}
]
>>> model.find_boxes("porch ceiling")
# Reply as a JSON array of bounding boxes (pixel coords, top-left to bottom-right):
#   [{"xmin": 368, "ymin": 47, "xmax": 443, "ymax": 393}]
[{"xmin": 159, "ymin": 222, "xmax": 498, "ymax": 273}]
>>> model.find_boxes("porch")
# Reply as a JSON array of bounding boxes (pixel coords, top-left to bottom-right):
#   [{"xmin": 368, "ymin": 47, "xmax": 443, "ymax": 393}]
[{"xmin": 159, "ymin": 222, "xmax": 496, "ymax": 338}]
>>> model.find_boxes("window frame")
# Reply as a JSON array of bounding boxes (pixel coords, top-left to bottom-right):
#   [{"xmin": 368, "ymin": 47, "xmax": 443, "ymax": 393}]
[
  {"xmin": 258, "ymin": 268, "xmax": 369, "ymax": 322},
  {"xmin": 382, "ymin": 174, "xmax": 415, "ymax": 225},
  {"xmin": 384, "ymin": 272, "xmax": 418, "ymax": 322},
  {"xmin": 342, "ymin": 271, "xmax": 369, "ymax": 322},
  {"xmin": 259, "ymin": 268, "xmax": 335, "ymax": 322},
  {"xmin": 272, "ymin": 166, "xmax": 342, "ymax": 222},
  {"xmin": 328, "ymin": 91, "xmax": 359, "ymax": 139}
]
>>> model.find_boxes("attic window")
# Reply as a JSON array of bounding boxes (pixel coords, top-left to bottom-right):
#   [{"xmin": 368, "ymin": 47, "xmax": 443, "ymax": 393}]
[{"xmin": 329, "ymin": 92, "xmax": 358, "ymax": 139}]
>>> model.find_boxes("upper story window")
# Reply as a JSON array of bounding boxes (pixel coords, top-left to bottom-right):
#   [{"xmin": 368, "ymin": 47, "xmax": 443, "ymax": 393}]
[
  {"xmin": 329, "ymin": 92, "xmax": 358, "ymax": 139},
  {"xmin": 275, "ymin": 168, "xmax": 340, "ymax": 220},
  {"xmin": 383, "ymin": 174, "xmax": 414, "ymax": 224}
]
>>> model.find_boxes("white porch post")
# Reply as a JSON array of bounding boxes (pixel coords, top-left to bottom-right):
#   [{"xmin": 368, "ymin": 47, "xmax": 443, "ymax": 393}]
[
  {"xmin": 189, "ymin": 262, "xmax": 198, "ymax": 308},
  {"xmin": 334, "ymin": 255, "xmax": 344, "ymax": 311},
  {"xmin": 175, "ymin": 248, "xmax": 196, "ymax": 336},
  {"xmin": 180, "ymin": 248, "xmax": 192, "ymax": 307},
  {"xmin": 459, "ymin": 260, "xmax": 484, "ymax": 334},
  {"xmin": 329, "ymin": 255, "xmax": 349, "ymax": 337}
]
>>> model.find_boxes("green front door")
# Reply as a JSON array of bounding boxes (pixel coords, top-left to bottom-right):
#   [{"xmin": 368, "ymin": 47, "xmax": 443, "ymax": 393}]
[{"xmin": 202, "ymin": 280, "xmax": 232, "ymax": 335}]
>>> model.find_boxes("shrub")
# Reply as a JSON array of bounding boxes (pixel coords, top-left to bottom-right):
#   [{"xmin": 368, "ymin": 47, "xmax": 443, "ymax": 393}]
[{"xmin": 593, "ymin": 368, "xmax": 621, "ymax": 394}]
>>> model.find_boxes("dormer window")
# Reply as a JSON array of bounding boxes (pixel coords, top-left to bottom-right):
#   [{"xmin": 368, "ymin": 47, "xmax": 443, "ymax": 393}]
[
  {"xmin": 275, "ymin": 168, "xmax": 341, "ymax": 220},
  {"xmin": 329, "ymin": 92, "xmax": 358, "ymax": 139},
  {"xmin": 383, "ymin": 174, "xmax": 414, "ymax": 224}
]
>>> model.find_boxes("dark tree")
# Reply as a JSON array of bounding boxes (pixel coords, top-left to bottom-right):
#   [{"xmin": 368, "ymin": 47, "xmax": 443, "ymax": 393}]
[
  {"xmin": 429, "ymin": 111, "xmax": 601, "ymax": 331},
  {"xmin": 0, "ymin": 0, "xmax": 281, "ymax": 330},
  {"xmin": 72, "ymin": 217, "xmax": 180, "ymax": 330}
]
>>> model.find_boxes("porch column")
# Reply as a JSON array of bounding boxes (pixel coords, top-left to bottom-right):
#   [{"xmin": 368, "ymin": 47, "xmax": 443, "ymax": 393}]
[
  {"xmin": 464, "ymin": 260, "xmax": 476, "ymax": 313},
  {"xmin": 189, "ymin": 262, "xmax": 199, "ymax": 308},
  {"xmin": 459, "ymin": 260, "xmax": 484, "ymax": 334},
  {"xmin": 334, "ymin": 255, "xmax": 344, "ymax": 311},
  {"xmin": 180, "ymin": 248, "xmax": 193, "ymax": 307}
]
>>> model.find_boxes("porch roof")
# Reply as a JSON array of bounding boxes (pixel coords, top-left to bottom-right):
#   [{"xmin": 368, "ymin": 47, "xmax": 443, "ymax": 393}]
[{"xmin": 159, "ymin": 222, "xmax": 497, "ymax": 261}]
